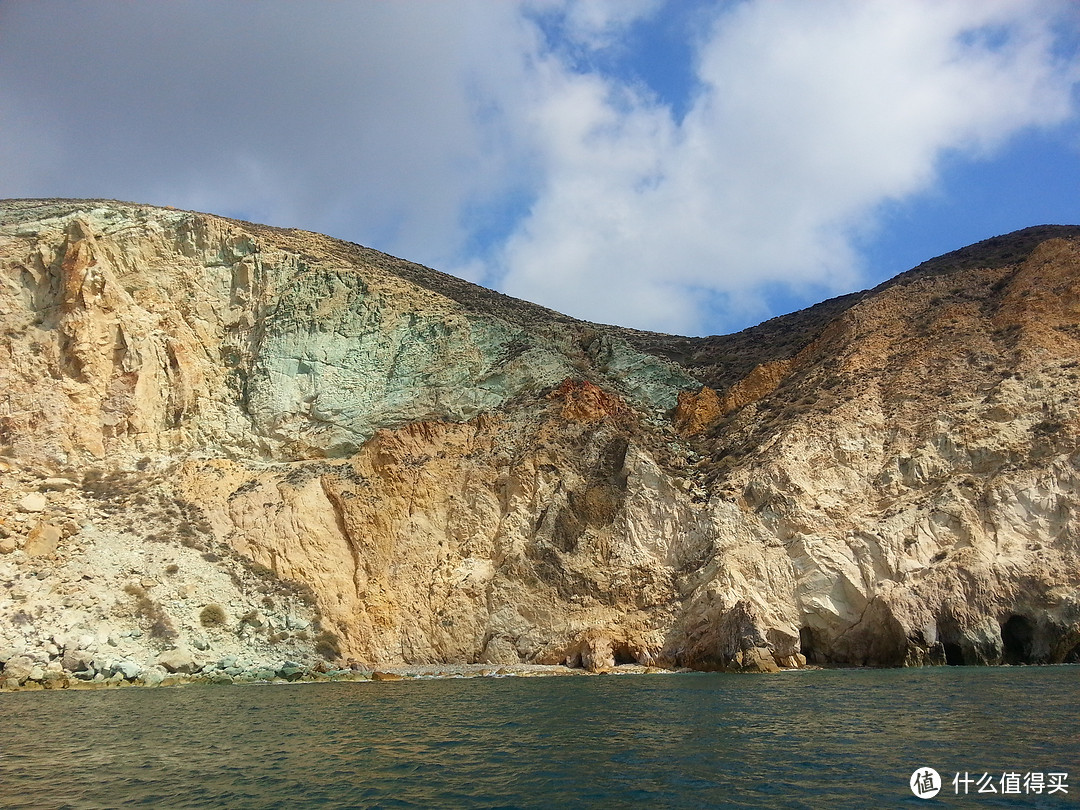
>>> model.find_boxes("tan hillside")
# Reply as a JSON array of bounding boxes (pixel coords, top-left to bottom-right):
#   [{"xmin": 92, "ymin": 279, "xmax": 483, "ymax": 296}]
[{"xmin": 1, "ymin": 198, "xmax": 1078, "ymax": 687}]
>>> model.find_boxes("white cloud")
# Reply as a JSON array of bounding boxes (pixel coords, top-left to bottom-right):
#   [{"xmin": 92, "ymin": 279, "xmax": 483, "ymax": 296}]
[
  {"xmin": 494, "ymin": 0, "xmax": 1080, "ymax": 333},
  {"xmin": 532, "ymin": 0, "xmax": 665, "ymax": 49},
  {"xmin": 1, "ymin": 1, "xmax": 1077, "ymax": 335}
]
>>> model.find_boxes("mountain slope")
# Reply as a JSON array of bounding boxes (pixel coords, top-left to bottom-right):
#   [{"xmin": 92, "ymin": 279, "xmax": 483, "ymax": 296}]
[{"xmin": 1, "ymin": 199, "xmax": 1078, "ymax": 682}]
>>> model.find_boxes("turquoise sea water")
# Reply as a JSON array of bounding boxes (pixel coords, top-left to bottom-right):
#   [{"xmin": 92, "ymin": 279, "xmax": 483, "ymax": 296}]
[{"xmin": 0, "ymin": 666, "xmax": 1076, "ymax": 808}]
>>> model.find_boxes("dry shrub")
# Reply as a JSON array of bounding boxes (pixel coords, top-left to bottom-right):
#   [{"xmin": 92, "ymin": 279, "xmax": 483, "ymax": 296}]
[{"xmin": 200, "ymin": 603, "xmax": 228, "ymax": 627}]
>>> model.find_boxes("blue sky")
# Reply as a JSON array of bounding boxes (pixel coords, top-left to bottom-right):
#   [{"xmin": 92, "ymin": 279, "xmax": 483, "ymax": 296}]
[{"xmin": 2, "ymin": 0, "xmax": 1079, "ymax": 336}]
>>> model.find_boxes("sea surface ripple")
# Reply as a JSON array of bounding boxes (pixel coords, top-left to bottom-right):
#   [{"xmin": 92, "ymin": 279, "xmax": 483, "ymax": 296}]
[{"xmin": 0, "ymin": 666, "xmax": 1076, "ymax": 808}]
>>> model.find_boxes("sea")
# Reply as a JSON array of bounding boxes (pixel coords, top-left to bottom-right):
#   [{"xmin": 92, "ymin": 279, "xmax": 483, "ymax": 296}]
[{"xmin": 0, "ymin": 666, "xmax": 1076, "ymax": 809}]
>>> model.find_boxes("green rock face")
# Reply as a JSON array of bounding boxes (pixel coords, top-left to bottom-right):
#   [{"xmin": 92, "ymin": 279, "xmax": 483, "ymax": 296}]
[
  {"xmin": 240, "ymin": 263, "xmax": 697, "ymax": 456},
  {"xmin": 0, "ymin": 199, "xmax": 698, "ymax": 462},
  {"xmin": 246, "ymin": 268, "xmax": 572, "ymax": 454}
]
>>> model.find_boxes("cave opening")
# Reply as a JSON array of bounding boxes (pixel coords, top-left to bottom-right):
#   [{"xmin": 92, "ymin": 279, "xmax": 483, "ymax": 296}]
[
  {"xmin": 1063, "ymin": 642, "xmax": 1080, "ymax": 664},
  {"xmin": 612, "ymin": 644, "xmax": 637, "ymax": 666},
  {"xmin": 1001, "ymin": 614, "xmax": 1035, "ymax": 665},
  {"xmin": 799, "ymin": 626, "xmax": 821, "ymax": 665},
  {"xmin": 942, "ymin": 641, "xmax": 965, "ymax": 666}
]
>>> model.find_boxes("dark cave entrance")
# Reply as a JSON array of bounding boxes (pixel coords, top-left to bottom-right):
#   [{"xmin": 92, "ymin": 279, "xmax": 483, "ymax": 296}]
[
  {"xmin": 1001, "ymin": 615, "xmax": 1035, "ymax": 665},
  {"xmin": 612, "ymin": 643, "xmax": 637, "ymax": 666},
  {"xmin": 942, "ymin": 641, "xmax": 965, "ymax": 666},
  {"xmin": 1063, "ymin": 642, "xmax": 1080, "ymax": 664},
  {"xmin": 799, "ymin": 626, "xmax": 829, "ymax": 665},
  {"xmin": 937, "ymin": 614, "xmax": 969, "ymax": 665}
]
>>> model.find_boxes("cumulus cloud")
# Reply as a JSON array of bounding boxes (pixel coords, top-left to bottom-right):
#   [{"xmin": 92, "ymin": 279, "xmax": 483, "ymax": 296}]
[
  {"xmin": 1, "ymin": 1, "xmax": 1077, "ymax": 335},
  {"xmin": 526, "ymin": 0, "xmax": 666, "ymax": 49},
  {"xmin": 494, "ymin": 0, "xmax": 1080, "ymax": 333}
]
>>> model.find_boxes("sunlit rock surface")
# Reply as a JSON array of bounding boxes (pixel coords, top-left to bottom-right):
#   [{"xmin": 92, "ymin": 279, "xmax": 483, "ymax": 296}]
[{"xmin": 1, "ymin": 198, "xmax": 1078, "ymax": 678}]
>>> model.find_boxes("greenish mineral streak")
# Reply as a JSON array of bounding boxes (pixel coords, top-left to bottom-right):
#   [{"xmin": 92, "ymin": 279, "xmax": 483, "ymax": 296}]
[
  {"xmin": 603, "ymin": 340, "xmax": 699, "ymax": 412},
  {"xmin": 0, "ymin": 200, "xmax": 699, "ymax": 458},
  {"xmin": 242, "ymin": 264, "xmax": 696, "ymax": 454}
]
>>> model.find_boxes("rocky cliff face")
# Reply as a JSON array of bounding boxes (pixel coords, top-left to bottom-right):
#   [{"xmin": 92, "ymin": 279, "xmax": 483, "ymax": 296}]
[{"xmin": 2, "ymin": 199, "xmax": 1079, "ymax": 679}]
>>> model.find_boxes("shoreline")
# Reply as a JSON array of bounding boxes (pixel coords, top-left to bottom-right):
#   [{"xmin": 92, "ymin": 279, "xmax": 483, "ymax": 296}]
[
  {"xmin": 0, "ymin": 660, "xmax": 691, "ymax": 693},
  {"xmin": 3, "ymin": 660, "xmax": 1071, "ymax": 694}
]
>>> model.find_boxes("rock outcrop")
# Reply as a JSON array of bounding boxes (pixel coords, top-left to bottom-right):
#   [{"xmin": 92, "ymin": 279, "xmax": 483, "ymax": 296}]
[{"xmin": 1, "ymin": 199, "xmax": 1079, "ymax": 680}]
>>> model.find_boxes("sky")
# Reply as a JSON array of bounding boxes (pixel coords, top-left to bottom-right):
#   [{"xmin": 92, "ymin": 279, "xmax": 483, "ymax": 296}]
[{"xmin": 2, "ymin": 0, "xmax": 1079, "ymax": 337}]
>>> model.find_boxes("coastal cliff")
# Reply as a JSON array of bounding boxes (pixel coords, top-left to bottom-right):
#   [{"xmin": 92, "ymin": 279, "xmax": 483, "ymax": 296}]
[{"xmin": 1, "ymin": 199, "xmax": 1078, "ymax": 685}]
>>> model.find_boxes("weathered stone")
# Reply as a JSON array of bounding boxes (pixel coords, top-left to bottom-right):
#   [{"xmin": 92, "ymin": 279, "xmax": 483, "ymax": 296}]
[
  {"xmin": 117, "ymin": 661, "xmax": 141, "ymax": 680},
  {"xmin": 23, "ymin": 522, "xmax": 62, "ymax": 557},
  {"xmin": 371, "ymin": 671, "xmax": 403, "ymax": 681},
  {"xmin": 17, "ymin": 492, "xmax": 47, "ymax": 513},
  {"xmin": 2, "ymin": 655, "xmax": 35, "ymax": 684},
  {"xmin": 579, "ymin": 636, "xmax": 615, "ymax": 673},
  {"xmin": 0, "ymin": 536, "xmax": 16, "ymax": 554},
  {"xmin": 140, "ymin": 668, "xmax": 165, "ymax": 688},
  {"xmin": 157, "ymin": 648, "xmax": 197, "ymax": 674},
  {"xmin": 674, "ymin": 386, "xmax": 723, "ymax": 437},
  {"xmin": 62, "ymin": 648, "xmax": 93, "ymax": 673},
  {"xmin": 41, "ymin": 673, "xmax": 68, "ymax": 689},
  {"xmin": 277, "ymin": 665, "xmax": 305, "ymax": 681},
  {"xmin": 736, "ymin": 648, "xmax": 781, "ymax": 674},
  {"xmin": 39, "ymin": 478, "xmax": 77, "ymax": 492}
]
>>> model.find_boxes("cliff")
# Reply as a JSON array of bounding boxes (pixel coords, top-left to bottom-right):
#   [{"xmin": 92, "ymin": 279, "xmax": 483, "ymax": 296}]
[{"xmin": 1, "ymin": 198, "xmax": 1078, "ymax": 684}]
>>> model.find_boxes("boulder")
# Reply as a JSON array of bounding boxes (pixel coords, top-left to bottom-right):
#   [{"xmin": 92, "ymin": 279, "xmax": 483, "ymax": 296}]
[
  {"xmin": 277, "ymin": 664, "xmax": 306, "ymax": 681},
  {"xmin": 23, "ymin": 522, "xmax": 62, "ymax": 558},
  {"xmin": 0, "ymin": 536, "xmax": 16, "ymax": 554},
  {"xmin": 41, "ymin": 672, "xmax": 68, "ymax": 689},
  {"xmin": 736, "ymin": 647, "xmax": 781, "ymax": 674},
  {"xmin": 117, "ymin": 661, "xmax": 141, "ymax": 680},
  {"xmin": 371, "ymin": 671, "xmax": 403, "ymax": 681},
  {"xmin": 17, "ymin": 492, "xmax": 47, "ymax": 513},
  {"xmin": 140, "ymin": 667, "xmax": 165, "ymax": 688},
  {"xmin": 39, "ymin": 478, "xmax": 77, "ymax": 492},
  {"xmin": 62, "ymin": 648, "xmax": 94, "ymax": 673},
  {"xmin": 2, "ymin": 655, "xmax": 35, "ymax": 683},
  {"xmin": 479, "ymin": 636, "xmax": 521, "ymax": 665},
  {"xmin": 580, "ymin": 636, "xmax": 615, "ymax": 673},
  {"xmin": 157, "ymin": 648, "xmax": 197, "ymax": 674},
  {"xmin": 91, "ymin": 658, "xmax": 117, "ymax": 678}
]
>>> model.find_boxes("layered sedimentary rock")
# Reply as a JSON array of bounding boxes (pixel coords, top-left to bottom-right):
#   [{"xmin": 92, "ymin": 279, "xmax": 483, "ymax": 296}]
[{"xmin": 1, "ymin": 199, "xmax": 1078, "ymax": 677}]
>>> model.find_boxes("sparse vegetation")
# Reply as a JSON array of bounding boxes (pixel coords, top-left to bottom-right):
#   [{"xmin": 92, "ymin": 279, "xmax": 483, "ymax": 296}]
[
  {"xmin": 124, "ymin": 582, "xmax": 177, "ymax": 640},
  {"xmin": 200, "ymin": 603, "xmax": 228, "ymax": 627},
  {"xmin": 1033, "ymin": 420, "xmax": 1064, "ymax": 437},
  {"xmin": 315, "ymin": 631, "xmax": 342, "ymax": 660}
]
